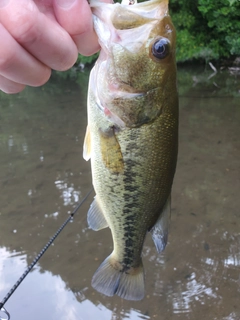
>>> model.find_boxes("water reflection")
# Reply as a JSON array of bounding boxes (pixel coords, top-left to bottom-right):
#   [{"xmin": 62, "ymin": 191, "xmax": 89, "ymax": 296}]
[
  {"xmin": 0, "ymin": 247, "xmax": 153, "ymax": 320},
  {"xmin": 0, "ymin": 247, "xmax": 113, "ymax": 320},
  {"xmin": 7, "ymin": 136, "xmax": 14, "ymax": 152},
  {"xmin": 222, "ymin": 313, "xmax": 240, "ymax": 320},
  {"xmin": 172, "ymin": 273, "xmax": 217, "ymax": 314},
  {"xmin": 0, "ymin": 67, "xmax": 239, "ymax": 319}
]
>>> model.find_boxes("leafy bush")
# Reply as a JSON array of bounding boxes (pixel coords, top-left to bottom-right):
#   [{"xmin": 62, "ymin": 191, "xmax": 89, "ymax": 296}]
[
  {"xmin": 76, "ymin": 53, "xmax": 99, "ymax": 66},
  {"xmin": 170, "ymin": 0, "xmax": 240, "ymax": 62}
]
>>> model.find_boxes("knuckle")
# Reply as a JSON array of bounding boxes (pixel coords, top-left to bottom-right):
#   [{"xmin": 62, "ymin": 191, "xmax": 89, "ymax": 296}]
[
  {"xmin": 6, "ymin": 5, "xmax": 39, "ymax": 45},
  {"xmin": 13, "ymin": 16, "xmax": 39, "ymax": 45}
]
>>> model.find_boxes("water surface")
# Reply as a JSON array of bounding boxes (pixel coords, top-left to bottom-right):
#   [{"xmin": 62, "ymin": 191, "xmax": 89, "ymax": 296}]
[{"xmin": 0, "ymin": 66, "xmax": 239, "ymax": 320}]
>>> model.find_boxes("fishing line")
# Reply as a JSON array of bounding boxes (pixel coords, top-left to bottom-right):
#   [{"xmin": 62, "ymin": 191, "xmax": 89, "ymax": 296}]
[{"xmin": 0, "ymin": 188, "xmax": 93, "ymax": 320}]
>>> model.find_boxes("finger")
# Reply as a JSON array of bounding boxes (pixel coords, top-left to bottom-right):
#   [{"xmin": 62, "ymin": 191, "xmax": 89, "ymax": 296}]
[
  {"xmin": 0, "ymin": 23, "xmax": 51, "ymax": 87},
  {"xmin": 72, "ymin": 31, "xmax": 100, "ymax": 56},
  {"xmin": 0, "ymin": 74, "xmax": 25, "ymax": 94},
  {"xmin": 0, "ymin": 0, "xmax": 78, "ymax": 71},
  {"xmin": 53, "ymin": 0, "xmax": 100, "ymax": 55}
]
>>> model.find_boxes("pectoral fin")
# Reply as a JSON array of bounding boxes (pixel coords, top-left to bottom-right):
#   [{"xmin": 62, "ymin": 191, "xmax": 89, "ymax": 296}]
[
  {"xmin": 83, "ymin": 125, "xmax": 91, "ymax": 161},
  {"xmin": 150, "ymin": 195, "xmax": 171, "ymax": 253},
  {"xmin": 99, "ymin": 127, "xmax": 124, "ymax": 173},
  {"xmin": 87, "ymin": 196, "xmax": 109, "ymax": 231}
]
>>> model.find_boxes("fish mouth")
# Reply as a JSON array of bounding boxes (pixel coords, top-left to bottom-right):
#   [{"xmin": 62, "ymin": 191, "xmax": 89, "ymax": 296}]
[
  {"xmin": 95, "ymin": 80, "xmax": 146, "ymax": 129},
  {"xmin": 96, "ymin": 81, "xmax": 162, "ymax": 129}
]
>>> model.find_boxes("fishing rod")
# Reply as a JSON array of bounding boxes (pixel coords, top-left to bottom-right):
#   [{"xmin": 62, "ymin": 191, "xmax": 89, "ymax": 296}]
[{"xmin": 0, "ymin": 188, "xmax": 93, "ymax": 320}]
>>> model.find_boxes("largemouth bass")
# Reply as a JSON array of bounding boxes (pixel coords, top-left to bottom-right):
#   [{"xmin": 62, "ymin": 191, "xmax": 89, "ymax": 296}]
[{"xmin": 84, "ymin": 0, "xmax": 178, "ymax": 300}]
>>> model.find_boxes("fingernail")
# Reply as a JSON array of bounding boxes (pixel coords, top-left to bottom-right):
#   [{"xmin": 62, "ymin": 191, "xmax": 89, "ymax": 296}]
[
  {"xmin": 55, "ymin": 0, "xmax": 77, "ymax": 9},
  {"xmin": 0, "ymin": 0, "xmax": 9, "ymax": 8}
]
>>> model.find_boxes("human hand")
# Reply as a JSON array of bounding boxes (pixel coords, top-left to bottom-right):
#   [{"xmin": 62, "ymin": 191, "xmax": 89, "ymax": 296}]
[{"xmin": 0, "ymin": 0, "xmax": 109, "ymax": 94}]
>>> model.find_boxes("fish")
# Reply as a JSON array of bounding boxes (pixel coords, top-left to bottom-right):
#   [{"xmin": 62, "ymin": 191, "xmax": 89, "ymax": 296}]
[{"xmin": 83, "ymin": 0, "xmax": 178, "ymax": 300}]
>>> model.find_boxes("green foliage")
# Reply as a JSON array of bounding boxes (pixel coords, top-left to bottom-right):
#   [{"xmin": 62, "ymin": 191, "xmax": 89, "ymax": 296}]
[
  {"xmin": 170, "ymin": 0, "xmax": 240, "ymax": 62},
  {"xmin": 76, "ymin": 53, "xmax": 99, "ymax": 66}
]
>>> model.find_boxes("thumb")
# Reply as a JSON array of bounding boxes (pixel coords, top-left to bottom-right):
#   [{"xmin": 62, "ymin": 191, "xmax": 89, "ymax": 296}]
[{"xmin": 53, "ymin": 0, "xmax": 100, "ymax": 55}]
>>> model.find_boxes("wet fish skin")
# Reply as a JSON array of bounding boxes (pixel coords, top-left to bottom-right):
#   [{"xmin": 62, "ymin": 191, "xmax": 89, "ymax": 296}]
[{"xmin": 84, "ymin": 0, "xmax": 178, "ymax": 300}]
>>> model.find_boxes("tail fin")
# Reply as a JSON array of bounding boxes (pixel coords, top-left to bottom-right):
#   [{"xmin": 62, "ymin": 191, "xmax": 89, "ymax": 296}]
[{"xmin": 91, "ymin": 254, "xmax": 145, "ymax": 301}]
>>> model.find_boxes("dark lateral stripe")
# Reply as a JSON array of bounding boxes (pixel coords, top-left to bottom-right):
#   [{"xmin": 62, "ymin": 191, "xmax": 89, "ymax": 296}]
[{"xmin": 121, "ymin": 133, "xmax": 142, "ymax": 270}]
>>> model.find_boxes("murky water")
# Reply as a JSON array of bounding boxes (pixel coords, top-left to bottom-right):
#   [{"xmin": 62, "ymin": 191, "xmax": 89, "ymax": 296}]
[{"xmin": 0, "ymin": 66, "xmax": 239, "ymax": 320}]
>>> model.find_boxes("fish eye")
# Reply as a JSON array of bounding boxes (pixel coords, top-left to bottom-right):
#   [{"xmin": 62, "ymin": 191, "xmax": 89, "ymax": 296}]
[{"xmin": 151, "ymin": 38, "xmax": 170, "ymax": 59}]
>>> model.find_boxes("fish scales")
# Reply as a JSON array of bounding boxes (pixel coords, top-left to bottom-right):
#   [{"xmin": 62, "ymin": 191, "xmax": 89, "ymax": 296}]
[{"xmin": 84, "ymin": 0, "xmax": 178, "ymax": 300}]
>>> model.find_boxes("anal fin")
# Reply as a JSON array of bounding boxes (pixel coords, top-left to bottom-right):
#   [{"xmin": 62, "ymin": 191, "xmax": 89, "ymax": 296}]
[
  {"xmin": 150, "ymin": 195, "xmax": 171, "ymax": 253},
  {"xmin": 87, "ymin": 196, "xmax": 108, "ymax": 231}
]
